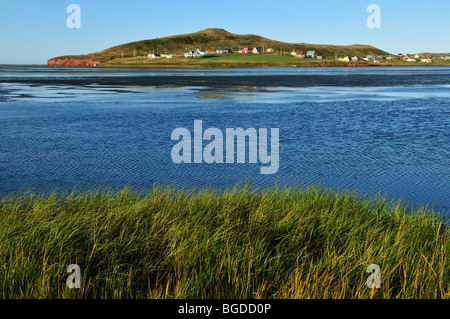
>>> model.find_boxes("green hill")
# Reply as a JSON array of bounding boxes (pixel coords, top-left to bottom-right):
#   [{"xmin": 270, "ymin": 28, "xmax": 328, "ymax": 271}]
[{"xmin": 50, "ymin": 28, "xmax": 389, "ymax": 63}]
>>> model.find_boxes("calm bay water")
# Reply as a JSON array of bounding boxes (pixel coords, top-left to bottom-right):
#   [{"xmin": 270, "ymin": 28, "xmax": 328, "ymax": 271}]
[{"xmin": 0, "ymin": 65, "xmax": 449, "ymax": 213}]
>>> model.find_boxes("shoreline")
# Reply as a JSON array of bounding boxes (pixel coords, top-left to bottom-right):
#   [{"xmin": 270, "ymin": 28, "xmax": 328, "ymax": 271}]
[
  {"xmin": 44, "ymin": 63, "xmax": 450, "ymax": 70},
  {"xmin": 45, "ymin": 54, "xmax": 450, "ymax": 69},
  {"xmin": 4, "ymin": 63, "xmax": 450, "ymax": 70}
]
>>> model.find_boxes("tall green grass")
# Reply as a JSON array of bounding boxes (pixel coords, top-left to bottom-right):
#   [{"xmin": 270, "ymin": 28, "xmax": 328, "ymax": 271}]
[{"xmin": 0, "ymin": 185, "xmax": 448, "ymax": 299}]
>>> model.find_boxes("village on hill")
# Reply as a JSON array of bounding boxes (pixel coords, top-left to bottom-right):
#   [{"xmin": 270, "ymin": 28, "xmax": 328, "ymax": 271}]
[
  {"xmin": 48, "ymin": 29, "xmax": 450, "ymax": 67},
  {"xmin": 146, "ymin": 46, "xmax": 449, "ymax": 64}
]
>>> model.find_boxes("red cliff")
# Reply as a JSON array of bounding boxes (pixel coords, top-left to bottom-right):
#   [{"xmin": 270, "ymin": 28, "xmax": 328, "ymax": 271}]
[
  {"xmin": 317, "ymin": 62, "xmax": 372, "ymax": 68},
  {"xmin": 47, "ymin": 58, "xmax": 101, "ymax": 67}
]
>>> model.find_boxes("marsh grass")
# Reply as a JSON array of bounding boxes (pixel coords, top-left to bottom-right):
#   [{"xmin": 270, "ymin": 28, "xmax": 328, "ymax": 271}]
[{"xmin": 0, "ymin": 185, "xmax": 449, "ymax": 299}]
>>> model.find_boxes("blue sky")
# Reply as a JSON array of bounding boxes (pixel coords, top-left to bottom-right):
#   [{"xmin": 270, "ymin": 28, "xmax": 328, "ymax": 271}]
[{"xmin": 1, "ymin": 0, "xmax": 449, "ymax": 64}]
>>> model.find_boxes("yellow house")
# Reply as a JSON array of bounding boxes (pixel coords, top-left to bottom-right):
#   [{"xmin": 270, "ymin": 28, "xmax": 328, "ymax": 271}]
[{"xmin": 414, "ymin": 54, "xmax": 420, "ymax": 59}]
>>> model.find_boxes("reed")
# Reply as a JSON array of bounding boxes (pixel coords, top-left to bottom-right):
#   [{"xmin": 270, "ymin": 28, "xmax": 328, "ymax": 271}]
[{"xmin": 0, "ymin": 184, "xmax": 448, "ymax": 299}]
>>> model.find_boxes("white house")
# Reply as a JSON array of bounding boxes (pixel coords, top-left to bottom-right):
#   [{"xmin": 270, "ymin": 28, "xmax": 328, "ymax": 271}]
[
  {"xmin": 193, "ymin": 49, "xmax": 202, "ymax": 57},
  {"xmin": 185, "ymin": 48, "xmax": 207, "ymax": 58},
  {"xmin": 306, "ymin": 51, "xmax": 317, "ymax": 59}
]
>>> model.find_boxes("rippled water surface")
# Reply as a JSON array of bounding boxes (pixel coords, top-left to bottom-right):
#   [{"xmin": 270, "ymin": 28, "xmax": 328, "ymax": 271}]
[{"xmin": 0, "ymin": 66, "xmax": 449, "ymax": 213}]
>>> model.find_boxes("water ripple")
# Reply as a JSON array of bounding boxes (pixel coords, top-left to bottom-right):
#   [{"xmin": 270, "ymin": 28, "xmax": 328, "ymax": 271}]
[{"xmin": 0, "ymin": 66, "xmax": 449, "ymax": 214}]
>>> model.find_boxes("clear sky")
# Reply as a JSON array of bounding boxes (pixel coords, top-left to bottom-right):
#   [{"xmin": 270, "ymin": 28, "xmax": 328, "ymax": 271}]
[{"xmin": 1, "ymin": 0, "xmax": 449, "ymax": 64}]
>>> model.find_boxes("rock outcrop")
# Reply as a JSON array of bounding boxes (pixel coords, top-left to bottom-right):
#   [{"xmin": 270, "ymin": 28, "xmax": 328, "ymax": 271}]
[
  {"xmin": 317, "ymin": 62, "xmax": 372, "ymax": 67},
  {"xmin": 47, "ymin": 59, "xmax": 101, "ymax": 66}
]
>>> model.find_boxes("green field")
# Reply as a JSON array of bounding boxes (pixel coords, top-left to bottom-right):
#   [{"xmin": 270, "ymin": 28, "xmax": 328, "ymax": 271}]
[
  {"xmin": 106, "ymin": 54, "xmax": 317, "ymax": 68},
  {"xmin": 1, "ymin": 185, "xmax": 449, "ymax": 299},
  {"xmin": 96, "ymin": 54, "xmax": 450, "ymax": 69}
]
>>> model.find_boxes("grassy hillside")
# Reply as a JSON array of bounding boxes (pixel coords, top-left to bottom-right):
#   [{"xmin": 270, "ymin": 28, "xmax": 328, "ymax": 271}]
[
  {"xmin": 1, "ymin": 185, "xmax": 449, "ymax": 299},
  {"xmin": 50, "ymin": 28, "xmax": 388, "ymax": 63}
]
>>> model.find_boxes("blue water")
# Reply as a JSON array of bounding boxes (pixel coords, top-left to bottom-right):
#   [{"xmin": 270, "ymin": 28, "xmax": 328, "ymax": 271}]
[{"xmin": 0, "ymin": 65, "xmax": 449, "ymax": 214}]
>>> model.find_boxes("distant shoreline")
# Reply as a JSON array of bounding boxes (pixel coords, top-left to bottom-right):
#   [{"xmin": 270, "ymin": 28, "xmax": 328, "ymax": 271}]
[
  {"xmin": 44, "ymin": 63, "xmax": 450, "ymax": 70},
  {"xmin": 47, "ymin": 65, "xmax": 450, "ymax": 70},
  {"xmin": 3, "ymin": 63, "xmax": 450, "ymax": 70}
]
